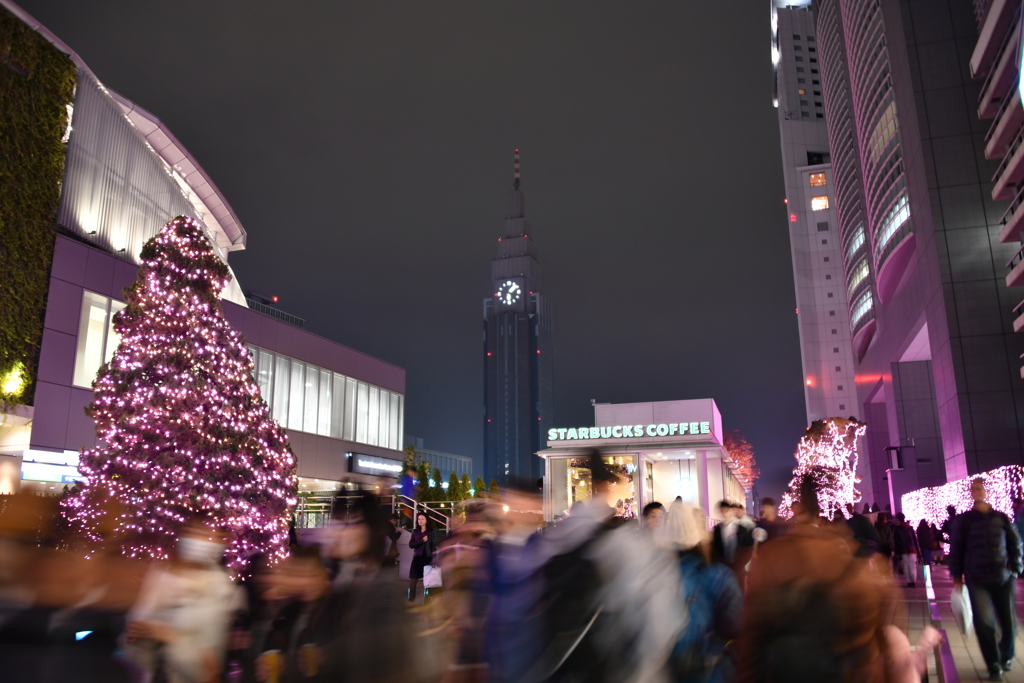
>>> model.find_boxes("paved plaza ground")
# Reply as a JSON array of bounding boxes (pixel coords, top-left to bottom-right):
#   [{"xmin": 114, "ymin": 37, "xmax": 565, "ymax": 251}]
[{"xmin": 898, "ymin": 563, "xmax": 1024, "ymax": 682}]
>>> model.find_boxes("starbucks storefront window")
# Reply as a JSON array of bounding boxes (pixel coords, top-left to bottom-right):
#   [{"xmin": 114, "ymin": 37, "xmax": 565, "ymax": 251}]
[{"xmin": 549, "ymin": 455, "xmax": 637, "ymax": 520}]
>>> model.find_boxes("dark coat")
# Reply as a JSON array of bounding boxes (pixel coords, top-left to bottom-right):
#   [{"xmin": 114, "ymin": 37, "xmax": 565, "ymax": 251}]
[
  {"xmin": 410, "ymin": 528, "xmax": 435, "ymax": 558},
  {"xmin": 845, "ymin": 512, "xmax": 882, "ymax": 557},
  {"xmin": 949, "ymin": 507, "xmax": 1023, "ymax": 586},
  {"xmin": 712, "ymin": 522, "xmax": 754, "ymax": 574},
  {"xmin": 892, "ymin": 523, "xmax": 919, "ymax": 556}
]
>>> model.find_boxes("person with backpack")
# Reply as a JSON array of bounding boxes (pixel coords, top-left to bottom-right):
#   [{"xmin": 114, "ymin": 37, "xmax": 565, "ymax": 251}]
[
  {"xmin": 949, "ymin": 477, "xmax": 1023, "ymax": 682},
  {"xmin": 666, "ymin": 503, "xmax": 743, "ymax": 683},
  {"xmin": 737, "ymin": 476, "xmax": 896, "ymax": 683},
  {"xmin": 520, "ymin": 452, "xmax": 682, "ymax": 683}
]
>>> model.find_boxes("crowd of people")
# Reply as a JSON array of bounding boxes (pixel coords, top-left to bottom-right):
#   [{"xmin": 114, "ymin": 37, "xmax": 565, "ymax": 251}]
[{"xmin": 1, "ymin": 459, "xmax": 1022, "ymax": 683}]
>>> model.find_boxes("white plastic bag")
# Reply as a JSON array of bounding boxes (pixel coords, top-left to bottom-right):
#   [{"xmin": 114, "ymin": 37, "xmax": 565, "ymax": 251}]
[
  {"xmin": 950, "ymin": 584, "xmax": 973, "ymax": 636},
  {"xmin": 423, "ymin": 564, "xmax": 443, "ymax": 589}
]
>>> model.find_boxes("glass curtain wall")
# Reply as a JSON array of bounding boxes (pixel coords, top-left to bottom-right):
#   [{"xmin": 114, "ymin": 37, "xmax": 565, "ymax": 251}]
[{"xmin": 246, "ymin": 344, "xmax": 404, "ymax": 450}]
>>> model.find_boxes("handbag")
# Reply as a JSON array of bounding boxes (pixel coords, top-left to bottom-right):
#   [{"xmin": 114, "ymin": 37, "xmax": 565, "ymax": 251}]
[
  {"xmin": 423, "ymin": 564, "xmax": 443, "ymax": 589},
  {"xmin": 950, "ymin": 584, "xmax": 973, "ymax": 636}
]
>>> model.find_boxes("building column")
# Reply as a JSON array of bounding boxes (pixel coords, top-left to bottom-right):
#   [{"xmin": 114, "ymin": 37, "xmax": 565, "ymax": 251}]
[{"xmin": 696, "ymin": 449, "xmax": 709, "ymax": 518}]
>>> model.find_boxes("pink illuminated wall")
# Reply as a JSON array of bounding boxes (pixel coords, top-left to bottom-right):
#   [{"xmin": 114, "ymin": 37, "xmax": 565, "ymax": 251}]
[{"xmin": 901, "ymin": 465, "xmax": 1024, "ymax": 528}]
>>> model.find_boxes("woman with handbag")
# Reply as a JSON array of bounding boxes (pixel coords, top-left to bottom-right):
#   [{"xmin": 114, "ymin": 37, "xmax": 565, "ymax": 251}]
[{"xmin": 408, "ymin": 513, "xmax": 435, "ymax": 602}]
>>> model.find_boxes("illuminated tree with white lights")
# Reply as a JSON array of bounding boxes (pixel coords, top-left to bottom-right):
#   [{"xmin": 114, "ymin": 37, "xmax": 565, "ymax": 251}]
[
  {"xmin": 780, "ymin": 418, "xmax": 866, "ymax": 521},
  {"xmin": 63, "ymin": 217, "xmax": 297, "ymax": 568}
]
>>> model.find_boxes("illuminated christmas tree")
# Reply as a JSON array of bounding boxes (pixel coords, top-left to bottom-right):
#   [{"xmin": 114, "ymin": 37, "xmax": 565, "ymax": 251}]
[
  {"xmin": 780, "ymin": 418, "xmax": 866, "ymax": 521},
  {"xmin": 63, "ymin": 216, "xmax": 297, "ymax": 568}
]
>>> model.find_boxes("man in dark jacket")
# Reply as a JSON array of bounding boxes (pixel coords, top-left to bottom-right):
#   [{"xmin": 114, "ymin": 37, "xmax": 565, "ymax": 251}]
[
  {"xmin": 950, "ymin": 478, "xmax": 1023, "ymax": 682},
  {"xmin": 892, "ymin": 513, "xmax": 920, "ymax": 587},
  {"xmin": 712, "ymin": 501, "xmax": 754, "ymax": 583}
]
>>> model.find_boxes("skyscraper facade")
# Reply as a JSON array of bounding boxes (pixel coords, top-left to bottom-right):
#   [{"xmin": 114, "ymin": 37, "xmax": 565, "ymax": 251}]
[
  {"xmin": 483, "ymin": 152, "xmax": 554, "ymax": 486},
  {"xmin": 773, "ymin": 0, "xmax": 872, "ymax": 505},
  {"xmin": 772, "ymin": 1, "xmax": 861, "ymax": 426},
  {"xmin": 799, "ymin": 0, "xmax": 1024, "ymax": 508}
]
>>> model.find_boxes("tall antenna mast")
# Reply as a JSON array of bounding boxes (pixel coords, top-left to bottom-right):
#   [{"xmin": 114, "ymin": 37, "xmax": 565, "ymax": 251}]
[{"xmin": 513, "ymin": 148, "xmax": 520, "ymax": 190}]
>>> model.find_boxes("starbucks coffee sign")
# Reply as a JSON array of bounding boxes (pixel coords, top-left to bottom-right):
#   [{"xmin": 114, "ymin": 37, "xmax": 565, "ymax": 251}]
[{"xmin": 547, "ymin": 421, "xmax": 711, "ymax": 441}]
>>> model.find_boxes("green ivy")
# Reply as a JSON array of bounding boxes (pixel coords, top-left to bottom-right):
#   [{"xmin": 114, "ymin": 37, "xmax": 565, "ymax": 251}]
[{"xmin": 0, "ymin": 7, "xmax": 77, "ymax": 407}]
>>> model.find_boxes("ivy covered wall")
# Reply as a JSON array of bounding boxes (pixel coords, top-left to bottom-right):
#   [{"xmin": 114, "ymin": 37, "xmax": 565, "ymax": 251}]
[{"xmin": 0, "ymin": 7, "xmax": 76, "ymax": 406}]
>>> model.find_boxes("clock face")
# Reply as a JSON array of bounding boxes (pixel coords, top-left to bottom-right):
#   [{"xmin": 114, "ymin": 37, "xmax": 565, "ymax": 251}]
[{"xmin": 496, "ymin": 280, "xmax": 522, "ymax": 306}]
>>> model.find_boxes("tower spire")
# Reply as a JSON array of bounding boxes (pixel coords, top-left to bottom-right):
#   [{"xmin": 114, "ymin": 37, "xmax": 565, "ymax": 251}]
[{"xmin": 513, "ymin": 148, "xmax": 520, "ymax": 190}]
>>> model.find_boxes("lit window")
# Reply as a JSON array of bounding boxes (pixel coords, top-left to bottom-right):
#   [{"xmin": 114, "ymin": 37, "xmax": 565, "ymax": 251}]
[
  {"xmin": 798, "ymin": 89, "xmax": 806, "ymax": 94},
  {"xmin": 851, "ymin": 290, "xmax": 873, "ymax": 325},
  {"xmin": 809, "ymin": 172, "xmax": 826, "ymax": 186},
  {"xmin": 846, "ymin": 225, "xmax": 865, "ymax": 261},
  {"xmin": 73, "ymin": 292, "xmax": 125, "ymax": 388},
  {"xmin": 248, "ymin": 344, "xmax": 405, "ymax": 447},
  {"xmin": 876, "ymin": 192, "xmax": 911, "ymax": 254},
  {"xmin": 811, "ymin": 195, "xmax": 830, "ymax": 210},
  {"xmin": 868, "ymin": 101, "xmax": 898, "ymax": 163},
  {"xmin": 848, "ymin": 258, "xmax": 869, "ymax": 297}
]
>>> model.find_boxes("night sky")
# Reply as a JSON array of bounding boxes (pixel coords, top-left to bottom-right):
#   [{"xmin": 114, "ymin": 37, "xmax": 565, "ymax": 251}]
[{"xmin": 20, "ymin": 1, "xmax": 811, "ymax": 500}]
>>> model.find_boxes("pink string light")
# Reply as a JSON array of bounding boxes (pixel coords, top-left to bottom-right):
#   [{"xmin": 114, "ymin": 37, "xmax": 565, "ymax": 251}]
[
  {"xmin": 901, "ymin": 465, "xmax": 1024, "ymax": 528},
  {"xmin": 779, "ymin": 419, "xmax": 866, "ymax": 521},
  {"xmin": 62, "ymin": 216, "xmax": 297, "ymax": 569}
]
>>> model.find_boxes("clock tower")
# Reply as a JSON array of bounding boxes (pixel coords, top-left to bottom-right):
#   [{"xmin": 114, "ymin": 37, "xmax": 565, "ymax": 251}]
[{"xmin": 483, "ymin": 150, "xmax": 553, "ymax": 487}]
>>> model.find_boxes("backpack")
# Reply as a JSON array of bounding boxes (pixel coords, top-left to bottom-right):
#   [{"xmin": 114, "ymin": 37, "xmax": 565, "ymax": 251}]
[
  {"xmin": 669, "ymin": 555, "xmax": 740, "ymax": 681},
  {"xmin": 524, "ymin": 523, "xmax": 615, "ymax": 683}
]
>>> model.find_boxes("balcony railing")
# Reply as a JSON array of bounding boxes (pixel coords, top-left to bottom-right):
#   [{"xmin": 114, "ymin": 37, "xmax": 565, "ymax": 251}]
[
  {"xmin": 1005, "ymin": 241, "xmax": 1024, "ymax": 270},
  {"xmin": 991, "ymin": 120, "xmax": 1024, "ymax": 185},
  {"xmin": 245, "ymin": 298, "xmax": 306, "ymax": 329},
  {"xmin": 976, "ymin": 0, "xmax": 995, "ymax": 29},
  {"xmin": 978, "ymin": 7, "xmax": 1020, "ymax": 108},
  {"xmin": 999, "ymin": 182, "xmax": 1024, "ymax": 241},
  {"xmin": 985, "ymin": 76, "xmax": 1019, "ymax": 144}
]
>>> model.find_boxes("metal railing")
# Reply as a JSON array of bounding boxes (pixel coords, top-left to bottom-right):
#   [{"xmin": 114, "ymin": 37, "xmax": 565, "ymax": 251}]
[
  {"xmin": 923, "ymin": 566, "xmax": 960, "ymax": 683},
  {"xmin": 991, "ymin": 121, "xmax": 1024, "ymax": 184},
  {"xmin": 294, "ymin": 491, "xmax": 461, "ymax": 532},
  {"xmin": 975, "ymin": 0, "xmax": 995, "ymax": 30},
  {"xmin": 978, "ymin": 8, "xmax": 1020, "ymax": 106},
  {"xmin": 244, "ymin": 298, "xmax": 306, "ymax": 329},
  {"xmin": 984, "ymin": 75, "xmax": 1020, "ymax": 144},
  {"xmin": 999, "ymin": 181, "xmax": 1024, "ymax": 229},
  {"xmin": 1005, "ymin": 241, "xmax": 1024, "ymax": 270}
]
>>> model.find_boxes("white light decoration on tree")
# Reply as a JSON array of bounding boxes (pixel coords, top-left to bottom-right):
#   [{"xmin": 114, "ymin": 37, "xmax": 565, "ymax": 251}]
[
  {"xmin": 901, "ymin": 465, "xmax": 1024, "ymax": 528},
  {"xmin": 62, "ymin": 216, "xmax": 297, "ymax": 569},
  {"xmin": 779, "ymin": 418, "xmax": 866, "ymax": 521}
]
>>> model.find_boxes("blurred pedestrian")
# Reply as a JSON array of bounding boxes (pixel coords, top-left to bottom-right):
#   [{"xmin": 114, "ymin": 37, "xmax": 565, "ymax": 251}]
[
  {"xmin": 521, "ymin": 452, "xmax": 682, "ymax": 683},
  {"xmin": 892, "ymin": 513, "xmax": 919, "ymax": 587},
  {"xmin": 122, "ymin": 513, "xmax": 243, "ymax": 683},
  {"xmin": 756, "ymin": 498, "xmax": 787, "ymax": 543},
  {"xmin": 643, "ymin": 502, "xmax": 667, "ymax": 534},
  {"xmin": 949, "ymin": 477, "xmax": 1023, "ymax": 682},
  {"xmin": 844, "ymin": 504, "xmax": 881, "ymax": 558},
  {"xmin": 873, "ymin": 512, "xmax": 894, "ymax": 573},
  {"xmin": 916, "ymin": 520, "xmax": 934, "ymax": 567},
  {"xmin": 667, "ymin": 503, "xmax": 742, "ymax": 683},
  {"xmin": 940, "ymin": 505, "xmax": 957, "ymax": 547},
  {"xmin": 738, "ymin": 477, "xmax": 896, "ymax": 683},
  {"xmin": 383, "ymin": 513, "xmax": 402, "ymax": 567},
  {"xmin": 712, "ymin": 501, "xmax": 753, "ymax": 583},
  {"xmin": 257, "ymin": 548, "xmax": 344, "ymax": 682},
  {"xmin": 929, "ymin": 523, "xmax": 945, "ymax": 564},
  {"xmin": 408, "ymin": 512, "xmax": 436, "ymax": 602},
  {"xmin": 435, "ymin": 499, "xmax": 499, "ymax": 683},
  {"xmin": 0, "ymin": 494, "xmax": 60, "ymax": 683}
]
